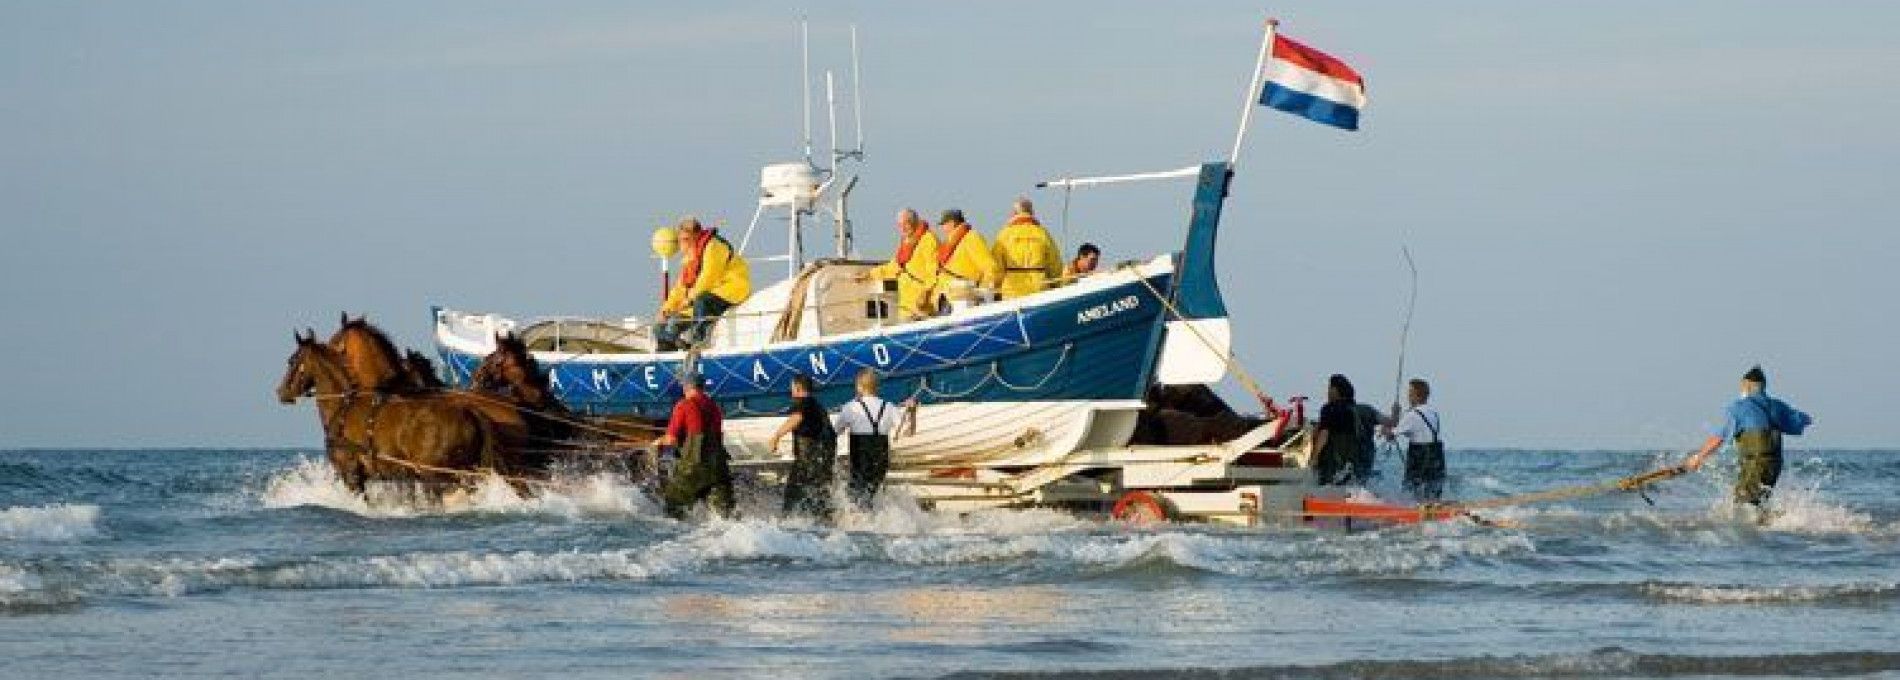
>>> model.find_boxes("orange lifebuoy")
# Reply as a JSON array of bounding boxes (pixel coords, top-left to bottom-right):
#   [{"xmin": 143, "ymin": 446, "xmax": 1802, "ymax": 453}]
[{"xmin": 1111, "ymin": 490, "xmax": 1172, "ymax": 524}]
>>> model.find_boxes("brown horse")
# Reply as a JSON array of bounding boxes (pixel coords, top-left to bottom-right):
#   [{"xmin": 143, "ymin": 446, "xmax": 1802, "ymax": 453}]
[
  {"xmin": 327, "ymin": 314, "xmax": 420, "ymax": 395},
  {"xmin": 276, "ymin": 330, "xmax": 507, "ymax": 496},
  {"xmin": 471, "ymin": 332, "xmax": 578, "ymax": 470},
  {"xmin": 326, "ymin": 317, "xmax": 543, "ymax": 467},
  {"xmin": 327, "ymin": 314, "xmax": 433, "ymax": 395},
  {"xmin": 471, "ymin": 334, "xmax": 562, "ymax": 412},
  {"xmin": 471, "ymin": 333, "xmax": 668, "ymax": 478}
]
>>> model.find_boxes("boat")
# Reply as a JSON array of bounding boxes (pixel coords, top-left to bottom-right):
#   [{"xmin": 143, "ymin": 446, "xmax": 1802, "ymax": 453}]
[
  {"xmin": 431, "ymin": 22, "xmax": 1241, "ymax": 469},
  {"xmin": 430, "ymin": 19, "xmax": 1363, "ymax": 524},
  {"xmin": 435, "ymin": 161, "xmax": 1237, "ymax": 466}
]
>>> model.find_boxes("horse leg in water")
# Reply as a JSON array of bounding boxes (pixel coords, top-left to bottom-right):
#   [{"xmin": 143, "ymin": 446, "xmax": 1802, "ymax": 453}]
[
  {"xmin": 327, "ymin": 445, "xmax": 368, "ymax": 496},
  {"xmin": 379, "ymin": 396, "xmax": 526, "ymax": 502},
  {"xmin": 466, "ymin": 406, "xmax": 541, "ymax": 499},
  {"xmin": 449, "ymin": 405, "xmax": 533, "ymax": 499}
]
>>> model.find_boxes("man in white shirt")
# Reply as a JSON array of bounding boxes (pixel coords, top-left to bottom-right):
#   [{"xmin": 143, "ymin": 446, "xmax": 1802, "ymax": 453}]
[
  {"xmin": 1384, "ymin": 378, "xmax": 1446, "ymax": 501},
  {"xmin": 833, "ymin": 368, "xmax": 908, "ymax": 509}
]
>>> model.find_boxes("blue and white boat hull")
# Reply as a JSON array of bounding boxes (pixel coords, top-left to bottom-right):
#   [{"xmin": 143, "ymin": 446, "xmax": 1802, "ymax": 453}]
[
  {"xmin": 435, "ymin": 259, "xmax": 1177, "ymax": 466},
  {"xmin": 433, "ymin": 162, "xmax": 1240, "ymax": 468}
]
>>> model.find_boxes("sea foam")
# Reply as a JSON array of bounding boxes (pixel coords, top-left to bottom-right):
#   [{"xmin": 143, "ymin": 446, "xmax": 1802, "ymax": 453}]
[
  {"xmin": 258, "ymin": 456, "xmax": 660, "ymax": 519},
  {"xmin": 1642, "ymin": 581, "xmax": 1897, "ymax": 604},
  {"xmin": 0, "ymin": 504, "xmax": 102, "ymax": 542}
]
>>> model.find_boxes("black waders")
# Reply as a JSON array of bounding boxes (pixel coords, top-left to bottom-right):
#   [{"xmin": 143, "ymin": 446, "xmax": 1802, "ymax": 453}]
[
  {"xmin": 783, "ymin": 435, "xmax": 837, "ymax": 520},
  {"xmin": 661, "ymin": 432, "xmax": 735, "ymax": 520}
]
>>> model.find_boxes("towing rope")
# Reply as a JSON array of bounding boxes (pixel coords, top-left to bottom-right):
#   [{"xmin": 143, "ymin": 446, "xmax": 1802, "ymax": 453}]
[
  {"xmin": 304, "ymin": 387, "xmax": 659, "ymax": 459},
  {"xmin": 1446, "ymin": 465, "xmax": 1689, "ymax": 512},
  {"xmin": 1264, "ymin": 466, "xmax": 1694, "ymax": 523},
  {"xmin": 1128, "ymin": 265, "xmax": 1280, "ymax": 414},
  {"xmin": 416, "ymin": 385, "xmax": 665, "ymax": 439},
  {"xmin": 359, "ymin": 447, "xmax": 560, "ymax": 490}
]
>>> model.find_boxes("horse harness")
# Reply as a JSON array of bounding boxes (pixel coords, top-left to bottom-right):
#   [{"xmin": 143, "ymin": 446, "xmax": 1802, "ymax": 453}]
[{"xmin": 319, "ymin": 388, "xmax": 386, "ymax": 459}]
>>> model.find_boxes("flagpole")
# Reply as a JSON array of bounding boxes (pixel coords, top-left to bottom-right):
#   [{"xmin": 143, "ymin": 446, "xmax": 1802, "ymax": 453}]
[{"xmin": 1228, "ymin": 18, "xmax": 1278, "ymax": 168}]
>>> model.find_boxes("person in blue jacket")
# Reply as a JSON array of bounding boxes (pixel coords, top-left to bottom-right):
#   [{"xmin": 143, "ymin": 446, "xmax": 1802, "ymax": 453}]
[{"xmin": 1681, "ymin": 365, "xmax": 1813, "ymax": 507}]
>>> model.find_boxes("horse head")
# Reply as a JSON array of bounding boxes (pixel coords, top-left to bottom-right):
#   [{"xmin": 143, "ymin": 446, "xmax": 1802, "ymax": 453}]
[
  {"xmin": 473, "ymin": 332, "xmax": 525, "ymax": 391},
  {"xmin": 472, "ymin": 332, "xmax": 556, "ymax": 407},
  {"xmin": 277, "ymin": 328, "xmax": 326, "ymax": 404}
]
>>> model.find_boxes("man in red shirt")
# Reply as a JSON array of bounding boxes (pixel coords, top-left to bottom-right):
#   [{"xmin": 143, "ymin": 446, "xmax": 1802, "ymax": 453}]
[{"xmin": 656, "ymin": 374, "xmax": 735, "ymax": 519}]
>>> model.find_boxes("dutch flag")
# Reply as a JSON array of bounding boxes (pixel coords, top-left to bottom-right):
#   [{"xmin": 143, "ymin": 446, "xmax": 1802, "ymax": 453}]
[{"xmin": 1259, "ymin": 33, "xmax": 1366, "ymax": 131}]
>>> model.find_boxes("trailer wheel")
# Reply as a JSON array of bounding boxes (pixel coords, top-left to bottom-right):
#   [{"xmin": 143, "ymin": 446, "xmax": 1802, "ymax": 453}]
[{"xmin": 1111, "ymin": 491, "xmax": 1173, "ymax": 524}]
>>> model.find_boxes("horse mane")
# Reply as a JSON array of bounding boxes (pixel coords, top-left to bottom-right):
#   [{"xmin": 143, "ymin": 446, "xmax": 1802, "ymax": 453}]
[
  {"xmin": 503, "ymin": 335, "xmax": 548, "ymax": 387},
  {"xmin": 341, "ymin": 316, "xmax": 405, "ymax": 364},
  {"xmin": 496, "ymin": 334, "xmax": 559, "ymax": 408},
  {"xmin": 404, "ymin": 349, "xmax": 446, "ymax": 389},
  {"xmin": 501, "ymin": 334, "xmax": 539, "ymax": 377}
]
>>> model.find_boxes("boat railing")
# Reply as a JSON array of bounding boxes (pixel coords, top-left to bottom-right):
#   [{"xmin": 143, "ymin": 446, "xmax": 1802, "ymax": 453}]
[{"xmin": 456, "ymin": 259, "xmax": 1152, "ymax": 360}]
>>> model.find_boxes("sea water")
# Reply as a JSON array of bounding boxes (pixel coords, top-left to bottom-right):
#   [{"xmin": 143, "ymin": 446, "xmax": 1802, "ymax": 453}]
[{"xmin": 1, "ymin": 449, "xmax": 1895, "ymax": 678}]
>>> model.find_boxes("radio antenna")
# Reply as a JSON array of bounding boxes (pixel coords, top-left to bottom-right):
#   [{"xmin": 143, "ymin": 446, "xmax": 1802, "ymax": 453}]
[
  {"xmin": 850, "ymin": 24, "xmax": 864, "ymax": 156},
  {"xmin": 800, "ymin": 17, "xmax": 813, "ymax": 164},
  {"xmin": 825, "ymin": 70, "xmax": 840, "ymax": 172}
]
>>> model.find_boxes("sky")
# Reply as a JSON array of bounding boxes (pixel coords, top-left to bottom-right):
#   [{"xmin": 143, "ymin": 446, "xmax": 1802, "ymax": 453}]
[{"xmin": 1, "ymin": 1, "xmax": 1895, "ymax": 450}]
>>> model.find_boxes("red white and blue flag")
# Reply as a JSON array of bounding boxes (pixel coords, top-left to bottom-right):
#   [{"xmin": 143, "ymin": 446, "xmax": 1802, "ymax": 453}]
[{"xmin": 1259, "ymin": 34, "xmax": 1366, "ymax": 131}]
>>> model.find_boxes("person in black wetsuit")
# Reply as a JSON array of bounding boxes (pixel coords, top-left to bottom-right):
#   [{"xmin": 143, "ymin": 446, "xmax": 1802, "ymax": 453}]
[
  {"xmin": 1310, "ymin": 374, "xmax": 1371, "ymax": 486},
  {"xmin": 770, "ymin": 373, "xmax": 838, "ymax": 520}
]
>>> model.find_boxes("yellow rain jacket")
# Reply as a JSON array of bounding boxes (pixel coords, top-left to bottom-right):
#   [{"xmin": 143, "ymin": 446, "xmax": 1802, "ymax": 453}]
[
  {"xmin": 868, "ymin": 227, "xmax": 940, "ymax": 319},
  {"xmin": 662, "ymin": 230, "xmax": 751, "ymax": 316},
  {"xmin": 932, "ymin": 224, "xmax": 1000, "ymax": 302},
  {"xmin": 991, "ymin": 215, "xmax": 1062, "ymax": 300}
]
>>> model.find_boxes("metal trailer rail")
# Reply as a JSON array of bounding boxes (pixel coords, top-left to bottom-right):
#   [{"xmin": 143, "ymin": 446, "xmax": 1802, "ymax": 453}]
[{"xmin": 875, "ymin": 418, "xmax": 1321, "ymax": 526}]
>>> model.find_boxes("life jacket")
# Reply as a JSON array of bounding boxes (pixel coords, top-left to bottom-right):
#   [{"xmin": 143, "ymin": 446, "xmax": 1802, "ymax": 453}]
[
  {"xmin": 895, "ymin": 223, "xmax": 928, "ymax": 266},
  {"xmin": 935, "ymin": 223, "xmax": 983, "ymax": 283},
  {"xmin": 678, "ymin": 230, "xmax": 727, "ymax": 290},
  {"xmin": 936, "ymin": 225, "xmax": 968, "ymax": 267}
]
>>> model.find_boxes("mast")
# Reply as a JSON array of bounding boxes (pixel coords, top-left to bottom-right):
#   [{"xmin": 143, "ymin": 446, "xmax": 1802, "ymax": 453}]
[
  {"xmin": 741, "ymin": 18, "xmax": 863, "ymax": 273},
  {"xmin": 1228, "ymin": 19, "xmax": 1278, "ymax": 168}
]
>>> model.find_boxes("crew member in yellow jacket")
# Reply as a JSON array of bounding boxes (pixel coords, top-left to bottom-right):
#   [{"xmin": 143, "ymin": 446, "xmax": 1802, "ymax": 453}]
[
  {"xmin": 859, "ymin": 208, "xmax": 940, "ymax": 321},
  {"xmin": 931, "ymin": 208, "xmax": 1000, "ymax": 312},
  {"xmin": 990, "ymin": 197, "xmax": 1062, "ymax": 300},
  {"xmin": 657, "ymin": 217, "xmax": 751, "ymax": 350}
]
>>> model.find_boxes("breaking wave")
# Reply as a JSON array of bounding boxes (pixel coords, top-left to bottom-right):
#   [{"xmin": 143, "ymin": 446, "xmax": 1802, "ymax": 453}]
[
  {"xmin": 0, "ymin": 518, "xmax": 855, "ymax": 603},
  {"xmin": 0, "ymin": 500, "xmax": 1540, "ymax": 607},
  {"xmin": 256, "ymin": 456, "xmax": 659, "ymax": 519},
  {"xmin": 937, "ymin": 647, "xmax": 1900, "ymax": 679},
  {"xmin": 1641, "ymin": 581, "xmax": 1898, "ymax": 605},
  {"xmin": 878, "ymin": 524, "xmax": 1534, "ymax": 579},
  {"xmin": 0, "ymin": 504, "xmax": 101, "ymax": 542},
  {"xmin": 1757, "ymin": 475, "xmax": 1892, "ymax": 535},
  {"xmin": 1478, "ymin": 467, "xmax": 1899, "ymax": 539}
]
